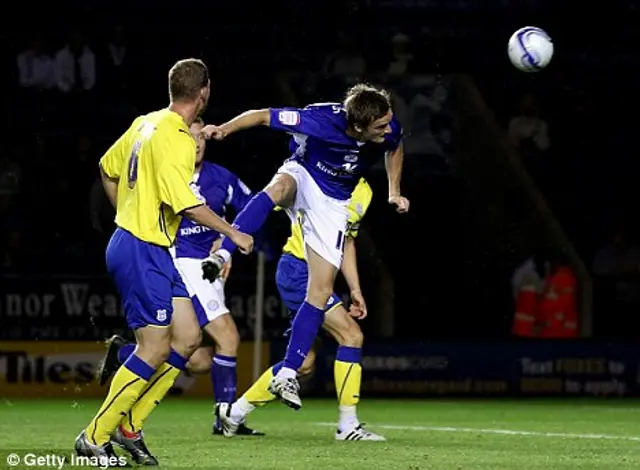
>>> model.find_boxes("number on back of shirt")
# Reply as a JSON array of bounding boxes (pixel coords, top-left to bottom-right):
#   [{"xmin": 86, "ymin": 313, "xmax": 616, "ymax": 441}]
[{"xmin": 127, "ymin": 140, "xmax": 142, "ymax": 189}]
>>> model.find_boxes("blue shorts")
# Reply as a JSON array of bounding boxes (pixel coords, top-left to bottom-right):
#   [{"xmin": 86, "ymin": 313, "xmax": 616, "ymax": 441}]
[
  {"xmin": 106, "ymin": 228, "xmax": 189, "ymax": 330},
  {"xmin": 275, "ymin": 253, "xmax": 342, "ymax": 319}
]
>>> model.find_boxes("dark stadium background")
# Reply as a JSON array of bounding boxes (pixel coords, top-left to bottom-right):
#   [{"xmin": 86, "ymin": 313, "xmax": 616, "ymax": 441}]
[{"xmin": 2, "ymin": 0, "xmax": 640, "ymax": 403}]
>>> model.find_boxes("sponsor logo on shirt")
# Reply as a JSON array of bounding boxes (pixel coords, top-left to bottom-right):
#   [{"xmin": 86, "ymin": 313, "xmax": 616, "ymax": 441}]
[{"xmin": 278, "ymin": 110, "xmax": 300, "ymax": 126}]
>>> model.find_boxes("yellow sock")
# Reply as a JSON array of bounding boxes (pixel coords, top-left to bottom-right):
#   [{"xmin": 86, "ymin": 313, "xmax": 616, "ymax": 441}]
[
  {"xmin": 334, "ymin": 347, "xmax": 362, "ymax": 407},
  {"xmin": 85, "ymin": 358, "xmax": 154, "ymax": 445},
  {"xmin": 120, "ymin": 363, "xmax": 182, "ymax": 433},
  {"xmin": 242, "ymin": 365, "xmax": 277, "ymax": 406}
]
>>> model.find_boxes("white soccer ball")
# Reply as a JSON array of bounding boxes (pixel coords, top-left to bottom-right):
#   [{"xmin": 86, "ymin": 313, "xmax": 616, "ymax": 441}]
[{"xmin": 508, "ymin": 27, "xmax": 554, "ymax": 72}]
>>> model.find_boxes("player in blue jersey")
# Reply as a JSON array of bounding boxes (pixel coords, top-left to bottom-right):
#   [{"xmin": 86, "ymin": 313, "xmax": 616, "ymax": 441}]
[
  {"xmin": 217, "ymin": 178, "xmax": 386, "ymax": 441},
  {"xmin": 201, "ymin": 83, "xmax": 409, "ymax": 410},
  {"xmin": 96, "ymin": 118, "xmax": 264, "ymax": 437}
]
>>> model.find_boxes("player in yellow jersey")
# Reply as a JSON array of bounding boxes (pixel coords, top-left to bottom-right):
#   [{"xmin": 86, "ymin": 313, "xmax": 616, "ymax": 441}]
[
  {"xmin": 74, "ymin": 58, "xmax": 253, "ymax": 466},
  {"xmin": 213, "ymin": 178, "xmax": 386, "ymax": 441}
]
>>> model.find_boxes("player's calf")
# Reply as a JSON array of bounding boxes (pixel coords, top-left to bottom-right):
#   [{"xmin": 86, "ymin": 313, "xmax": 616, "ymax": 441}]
[
  {"xmin": 204, "ymin": 174, "xmax": 295, "ymax": 282},
  {"xmin": 322, "ymin": 306, "xmax": 375, "ymax": 438}
]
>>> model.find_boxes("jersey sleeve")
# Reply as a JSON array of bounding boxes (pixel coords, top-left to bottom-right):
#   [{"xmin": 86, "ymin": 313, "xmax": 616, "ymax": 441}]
[
  {"xmin": 268, "ymin": 106, "xmax": 333, "ymax": 139},
  {"xmin": 226, "ymin": 173, "xmax": 254, "ymax": 213},
  {"xmin": 99, "ymin": 117, "xmax": 142, "ymax": 178},
  {"xmin": 346, "ymin": 185, "xmax": 373, "ymax": 238},
  {"xmin": 157, "ymin": 134, "xmax": 202, "ymax": 214}
]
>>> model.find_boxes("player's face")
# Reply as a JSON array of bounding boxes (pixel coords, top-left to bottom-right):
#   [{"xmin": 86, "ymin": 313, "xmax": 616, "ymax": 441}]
[
  {"xmin": 363, "ymin": 110, "xmax": 393, "ymax": 143},
  {"xmin": 190, "ymin": 122, "xmax": 206, "ymax": 165}
]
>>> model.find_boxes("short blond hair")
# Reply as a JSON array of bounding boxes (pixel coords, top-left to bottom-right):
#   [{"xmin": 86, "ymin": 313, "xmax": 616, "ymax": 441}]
[{"xmin": 169, "ymin": 59, "xmax": 209, "ymax": 102}]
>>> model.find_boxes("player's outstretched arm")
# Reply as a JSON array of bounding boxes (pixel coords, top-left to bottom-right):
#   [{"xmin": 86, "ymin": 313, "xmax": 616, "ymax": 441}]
[
  {"xmin": 385, "ymin": 142, "xmax": 410, "ymax": 213},
  {"xmin": 99, "ymin": 164, "xmax": 118, "ymax": 208},
  {"xmin": 341, "ymin": 236, "xmax": 367, "ymax": 319},
  {"xmin": 183, "ymin": 205, "xmax": 254, "ymax": 255},
  {"xmin": 201, "ymin": 109, "xmax": 271, "ymax": 141}
]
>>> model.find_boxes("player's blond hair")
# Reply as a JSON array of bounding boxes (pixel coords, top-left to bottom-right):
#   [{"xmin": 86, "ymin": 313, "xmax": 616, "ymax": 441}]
[
  {"xmin": 343, "ymin": 83, "xmax": 391, "ymax": 129},
  {"xmin": 169, "ymin": 59, "xmax": 209, "ymax": 102}
]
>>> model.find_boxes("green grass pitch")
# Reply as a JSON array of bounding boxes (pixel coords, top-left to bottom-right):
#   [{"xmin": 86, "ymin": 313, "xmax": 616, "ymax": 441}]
[{"xmin": 1, "ymin": 398, "xmax": 639, "ymax": 469}]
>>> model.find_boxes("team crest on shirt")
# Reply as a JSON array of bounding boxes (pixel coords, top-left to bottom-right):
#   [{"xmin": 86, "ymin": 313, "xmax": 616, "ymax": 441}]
[{"xmin": 207, "ymin": 300, "xmax": 220, "ymax": 311}]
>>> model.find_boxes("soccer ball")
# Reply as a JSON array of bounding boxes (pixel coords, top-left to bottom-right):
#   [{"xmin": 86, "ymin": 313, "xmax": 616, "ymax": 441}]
[{"xmin": 508, "ymin": 27, "xmax": 554, "ymax": 72}]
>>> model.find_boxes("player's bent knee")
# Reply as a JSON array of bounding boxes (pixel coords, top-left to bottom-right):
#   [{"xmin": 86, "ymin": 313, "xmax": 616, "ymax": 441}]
[
  {"xmin": 186, "ymin": 347, "xmax": 213, "ymax": 375},
  {"xmin": 173, "ymin": 328, "xmax": 202, "ymax": 358},
  {"xmin": 265, "ymin": 173, "xmax": 296, "ymax": 206},
  {"xmin": 215, "ymin": 328, "xmax": 240, "ymax": 357},
  {"xmin": 325, "ymin": 308, "xmax": 364, "ymax": 347},
  {"xmin": 171, "ymin": 298, "xmax": 203, "ymax": 357},
  {"xmin": 339, "ymin": 319, "xmax": 364, "ymax": 347},
  {"xmin": 307, "ymin": 286, "xmax": 334, "ymax": 309},
  {"xmin": 204, "ymin": 314, "xmax": 240, "ymax": 357},
  {"xmin": 134, "ymin": 326, "xmax": 173, "ymax": 367}
]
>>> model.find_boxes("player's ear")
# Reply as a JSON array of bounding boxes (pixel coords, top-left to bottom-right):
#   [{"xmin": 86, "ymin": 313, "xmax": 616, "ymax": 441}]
[{"xmin": 353, "ymin": 124, "xmax": 363, "ymax": 133}]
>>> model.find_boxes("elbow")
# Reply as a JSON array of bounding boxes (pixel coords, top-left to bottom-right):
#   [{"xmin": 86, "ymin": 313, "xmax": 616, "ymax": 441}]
[
  {"xmin": 259, "ymin": 109, "xmax": 271, "ymax": 126},
  {"xmin": 182, "ymin": 204, "xmax": 204, "ymax": 220}
]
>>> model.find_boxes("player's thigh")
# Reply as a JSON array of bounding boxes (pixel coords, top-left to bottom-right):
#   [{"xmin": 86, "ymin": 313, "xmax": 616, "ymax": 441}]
[
  {"xmin": 107, "ymin": 228, "xmax": 175, "ymax": 329},
  {"xmin": 323, "ymin": 304, "xmax": 364, "ymax": 347},
  {"xmin": 107, "ymin": 228, "xmax": 175, "ymax": 363},
  {"xmin": 264, "ymin": 171, "xmax": 297, "ymax": 207},
  {"xmin": 305, "ymin": 245, "xmax": 340, "ymax": 306},
  {"xmin": 186, "ymin": 346, "xmax": 214, "ymax": 375},
  {"xmin": 289, "ymin": 162, "xmax": 349, "ymax": 272}
]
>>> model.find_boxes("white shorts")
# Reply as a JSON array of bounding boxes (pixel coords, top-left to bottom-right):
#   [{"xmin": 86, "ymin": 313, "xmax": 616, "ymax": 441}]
[
  {"xmin": 278, "ymin": 160, "xmax": 349, "ymax": 268},
  {"xmin": 172, "ymin": 256, "xmax": 229, "ymax": 327}
]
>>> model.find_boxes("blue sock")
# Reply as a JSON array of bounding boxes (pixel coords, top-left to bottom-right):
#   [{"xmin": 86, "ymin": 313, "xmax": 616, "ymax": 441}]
[
  {"xmin": 282, "ymin": 302, "xmax": 325, "ymax": 372},
  {"xmin": 117, "ymin": 343, "xmax": 136, "ymax": 365},
  {"xmin": 212, "ymin": 354, "xmax": 237, "ymax": 429},
  {"xmin": 220, "ymin": 192, "xmax": 275, "ymax": 258}
]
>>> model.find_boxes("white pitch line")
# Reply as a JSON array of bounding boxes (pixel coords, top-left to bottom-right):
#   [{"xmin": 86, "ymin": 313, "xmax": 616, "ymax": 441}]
[{"xmin": 313, "ymin": 422, "xmax": 640, "ymax": 442}]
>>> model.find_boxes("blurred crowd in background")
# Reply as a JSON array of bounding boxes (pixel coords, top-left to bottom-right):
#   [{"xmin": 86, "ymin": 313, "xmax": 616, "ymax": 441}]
[{"xmin": 1, "ymin": 1, "xmax": 638, "ymax": 341}]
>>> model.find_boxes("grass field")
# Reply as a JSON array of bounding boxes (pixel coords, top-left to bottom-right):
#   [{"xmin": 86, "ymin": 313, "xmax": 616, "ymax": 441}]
[{"xmin": 1, "ymin": 398, "xmax": 640, "ymax": 469}]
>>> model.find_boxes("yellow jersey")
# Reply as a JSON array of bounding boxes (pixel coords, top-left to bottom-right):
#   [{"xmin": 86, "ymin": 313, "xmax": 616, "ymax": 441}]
[
  {"xmin": 282, "ymin": 178, "xmax": 373, "ymax": 260},
  {"xmin": 100, "ymin": 109, "xmax": 202, "ymax": 247}
]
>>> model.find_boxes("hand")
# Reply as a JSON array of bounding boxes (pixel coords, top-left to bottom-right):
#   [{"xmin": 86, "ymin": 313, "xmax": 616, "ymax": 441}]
[
  {"xmin": 230, "ymin": 230, "xmax": 254, "ymax": 255},
  {"xmin": 388, "ymin": 195, "xmax": 410, "ymax": 214},
  {"xmin": 348, "ymin": 289, "xmax": 368, "ymax": 320},
  {"xmin": 200, "ymin": 124, "xmax": 226, "ymax": 141},
  {"xmin": 220, "ymin": 257, "xmax": 232, "ymax": 283}
]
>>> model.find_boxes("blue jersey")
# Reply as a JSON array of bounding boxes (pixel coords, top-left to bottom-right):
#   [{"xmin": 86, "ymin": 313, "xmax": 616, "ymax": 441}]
[
  {"xmin": 174, "ymin": 162, "xmax": 253, "ymax": 259},
  {"xmin": 269, "ymin": 103, "xmax": 402, "ymax": 200}
]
